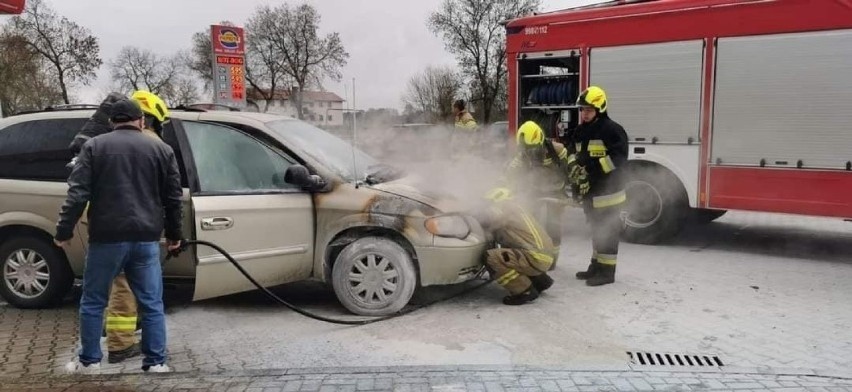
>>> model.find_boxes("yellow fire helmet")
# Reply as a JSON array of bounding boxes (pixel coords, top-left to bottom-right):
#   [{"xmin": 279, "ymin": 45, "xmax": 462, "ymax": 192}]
[
  {"xmin": 485, "ymin": 187, "xmax": 513, "ymax": 203},
  {"xmin": 576, "ymin": 86, "xmax": 608, "ymax": 113},
  {"xmin": 131, "ymin": 90, "xmax": 170, "ymax": 124},
  {"xmin": 516, "ymin": 121, "xmax": 545, "ymax": 147}
]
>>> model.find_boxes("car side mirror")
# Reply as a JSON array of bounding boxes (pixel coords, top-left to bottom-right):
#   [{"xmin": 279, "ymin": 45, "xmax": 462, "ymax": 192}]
[{"xmin": 284, "ymin": 165, "xmax": 326, "ymax": 191}]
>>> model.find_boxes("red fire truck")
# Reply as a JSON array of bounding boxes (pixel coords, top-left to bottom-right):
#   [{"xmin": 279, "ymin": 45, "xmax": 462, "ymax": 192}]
[
  {"xmin": 506, "ymin": 0, "xmax": 852, "ymax": 243},
  {"xmin": 0, "ymin": 0, "xmax": 24, "ymax": 14}
]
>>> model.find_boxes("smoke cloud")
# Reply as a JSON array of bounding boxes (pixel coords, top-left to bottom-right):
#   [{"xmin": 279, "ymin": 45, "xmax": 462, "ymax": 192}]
[{"xmin": 332, "ymin": 125, "xmax": 512, "ymax": 211}]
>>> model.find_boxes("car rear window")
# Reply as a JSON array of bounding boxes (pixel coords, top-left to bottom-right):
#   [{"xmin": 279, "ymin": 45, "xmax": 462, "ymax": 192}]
[{"xmin": 0, "ymin": 118, "xmax": 86, "ymax": 181}]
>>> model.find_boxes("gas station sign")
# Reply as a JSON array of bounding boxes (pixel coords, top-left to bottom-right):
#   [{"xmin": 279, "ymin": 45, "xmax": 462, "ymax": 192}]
[{"xmin": 210, "ymin": 25, "xmax": 246, "ymax": 107}]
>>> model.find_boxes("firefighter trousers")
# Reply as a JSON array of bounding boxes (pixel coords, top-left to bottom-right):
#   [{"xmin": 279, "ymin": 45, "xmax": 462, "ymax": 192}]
[
  {"xmin": 587, "ymin": 204, "xmax": 624, "ymax": 266},
  {"xmin": 106, "ymin": 274, "xmax": 138, "ymax": 352},
  {"xmin": 485, "ymin": 248, "xmax": 551, "ymax": 295}
]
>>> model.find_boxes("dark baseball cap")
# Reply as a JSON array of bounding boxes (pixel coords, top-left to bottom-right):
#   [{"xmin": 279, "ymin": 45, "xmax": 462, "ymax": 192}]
[{"xmin": 110, "ymin": 99, "xmax": 144, "ymax": 123}]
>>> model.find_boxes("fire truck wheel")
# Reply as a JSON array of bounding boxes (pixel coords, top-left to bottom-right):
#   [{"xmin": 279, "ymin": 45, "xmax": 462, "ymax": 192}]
[
  {"xmin": 691, "ymin": 208, "xmax": 727, "ymax": 224},
  {"xmin": 622, "ymin": 165, "xmax": 689, "ymax": 244}
]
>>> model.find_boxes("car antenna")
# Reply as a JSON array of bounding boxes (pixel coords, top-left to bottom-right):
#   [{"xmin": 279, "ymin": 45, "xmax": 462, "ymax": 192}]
[{"xmin": 350, "ymin": 77, "xmax": 360, "ymax": 189}]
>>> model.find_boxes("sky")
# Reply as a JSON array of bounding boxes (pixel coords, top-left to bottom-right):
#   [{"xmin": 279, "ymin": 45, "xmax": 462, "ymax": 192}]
[{"xmin": 48, "ymin": 0, "xmax": 605, "ymax": 110}]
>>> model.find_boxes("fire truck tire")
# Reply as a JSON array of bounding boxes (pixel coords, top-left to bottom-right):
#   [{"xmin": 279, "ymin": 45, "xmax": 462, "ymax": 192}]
[
  {"xmin": 622, "ymin": 165, "xmax": 689, "ymax": 244},
  {"xmin": 691, "ymin": 208, "xmax": 727, "ymax": 224}
]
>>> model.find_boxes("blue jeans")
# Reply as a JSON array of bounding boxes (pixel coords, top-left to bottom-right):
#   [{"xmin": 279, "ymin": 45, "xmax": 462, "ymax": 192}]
[{"xmin": 78, "ymin": 241, "xmax": 166, "ymax": 366}]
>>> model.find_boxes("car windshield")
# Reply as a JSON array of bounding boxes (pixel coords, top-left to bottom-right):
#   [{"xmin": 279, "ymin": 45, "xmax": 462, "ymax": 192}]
[{"xmin": 265, "ymin": 119, "xmax": 377, "ymax": 183}]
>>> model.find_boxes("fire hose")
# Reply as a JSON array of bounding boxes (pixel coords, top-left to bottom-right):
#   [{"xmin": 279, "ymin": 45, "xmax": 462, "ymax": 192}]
[{"xmin": 167, "ymin": 239, "xmax": 492, "ymax": 326}]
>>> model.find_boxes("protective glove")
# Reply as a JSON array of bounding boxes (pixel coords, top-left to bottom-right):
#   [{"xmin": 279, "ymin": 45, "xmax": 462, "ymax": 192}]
[
  {"xmin": 569, "ymin": 164, "xmax": 588, "ymax": 185},
  {"xmin": 577, "ymin": 176, "xmax": 591, "ymax": 196}
]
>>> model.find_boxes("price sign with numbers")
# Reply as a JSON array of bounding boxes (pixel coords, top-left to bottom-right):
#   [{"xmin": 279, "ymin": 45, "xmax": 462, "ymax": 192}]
[{"xmin": 211, "ymin": 25, "xmax": 247, "ymax": 107}]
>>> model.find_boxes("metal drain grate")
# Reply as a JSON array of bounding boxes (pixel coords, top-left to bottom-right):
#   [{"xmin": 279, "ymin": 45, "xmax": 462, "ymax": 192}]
[{"xmin": 627, "ymin": 351, "xmax": 724, "ymax": 367}]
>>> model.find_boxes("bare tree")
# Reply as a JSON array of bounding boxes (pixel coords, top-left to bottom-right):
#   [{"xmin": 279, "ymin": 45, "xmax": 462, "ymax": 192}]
[
  {"xmin": 7, "ymin": 0, "xmax": 102, "ymax": 104},
  {"xmin": 244, "ymin": 7, "xmax": 292, "ymax": 112},
  {"xmin": 260, "ymin": 3, "xmax": 349, "ymax": 119},
  {"xmin": 163, "ymin": 76, "xmax": 201, "ymax": 107},
  {"xmin": 0, "ymin": 33, "xmax": 63, "ymax": 115},
  {"xmin": 109, "ymin": 47, "xmax": 199, "ymax": 107},
  {"xmin": 109, "ymin": 46, "xmax": 179, "ymax": 94},
  {"xmin": 429, "ymin": 0, "xmax": 539, "ymax": 123},
  {"xmin": 165, "ymin": 50, "xmax": 201, "ymax": 106},
  {"xmin": 403, "ymin": 66, "xmax": 464, "ymax": 124}
]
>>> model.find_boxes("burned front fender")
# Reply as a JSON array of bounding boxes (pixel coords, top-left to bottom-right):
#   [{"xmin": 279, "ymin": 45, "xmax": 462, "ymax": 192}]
[{"xmin": 312, "ymin": 182, "xmax": 486, "ymax": 285}]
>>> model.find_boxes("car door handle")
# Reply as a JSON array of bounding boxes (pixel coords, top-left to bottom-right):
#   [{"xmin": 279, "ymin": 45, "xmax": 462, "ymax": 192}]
[{"xmin": 201, "ymin": 217, "xmax": 234, "ymax": 231}]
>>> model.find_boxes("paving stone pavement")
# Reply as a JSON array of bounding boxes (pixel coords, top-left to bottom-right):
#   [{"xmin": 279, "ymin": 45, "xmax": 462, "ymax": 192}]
[
  {"xmin": 1, "ymin": 366, "xmax": 852, "ymax": 391},
  {"xmin": 1, "ymin": 211, "xmax": 851, "ymax": 384}
]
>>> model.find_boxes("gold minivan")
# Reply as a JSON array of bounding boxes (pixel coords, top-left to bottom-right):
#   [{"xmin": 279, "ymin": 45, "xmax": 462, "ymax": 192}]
[{"xmin": 0, "ymin": 108, "xmax": 486, "ymax": 315}]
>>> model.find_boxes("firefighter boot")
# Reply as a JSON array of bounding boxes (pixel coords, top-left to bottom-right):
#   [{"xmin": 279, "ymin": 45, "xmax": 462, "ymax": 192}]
[
  {"xmin": 503, "ymin": 286, "xmax": 540, "ymax": 305},
  {"xmin": 530, "ymin": 274, "xmax": 554, "ymax": 293},
  {"xmin": 586, "ymin": 264, "xmax": 616, "ymax": 286},
  {"xmin": 108, "ymin": 343, "xmax": 141, "ymax": 364},
  {"xmin": 575, "ymin": 258, "xmax": 599, "ymax": 280}
]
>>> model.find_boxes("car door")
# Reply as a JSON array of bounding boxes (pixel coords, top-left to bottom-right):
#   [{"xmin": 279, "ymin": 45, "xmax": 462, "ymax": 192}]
[{"xmin": 181, "ymin": 120, "xmax": 314, "ymax": 300}]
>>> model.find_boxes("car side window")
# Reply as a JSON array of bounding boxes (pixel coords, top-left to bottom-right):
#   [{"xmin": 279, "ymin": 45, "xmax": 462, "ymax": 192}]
[
  {"xmin": 182, "ymin": 121, "xmax": 298, "ymax": 193},
  {"xmin": 0, "ymin": 118, "xmax": 86, "ymax": 181}
]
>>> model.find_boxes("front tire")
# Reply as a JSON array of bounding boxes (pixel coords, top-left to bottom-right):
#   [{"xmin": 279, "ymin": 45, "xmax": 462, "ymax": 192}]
[
  {"xmin": 331, "ymin": 237, "xmax": 417, "ymax": 316},
  {"xmin": 622, "ymin": 166, "xmax": 689, "ymax": 244},
  {"xmin": 0, "ymin": 236, "xmax": 74, "ymax": 308}
]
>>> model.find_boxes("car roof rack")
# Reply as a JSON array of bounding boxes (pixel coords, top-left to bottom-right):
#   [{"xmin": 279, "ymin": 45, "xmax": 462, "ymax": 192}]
[
  {"xmin": 10, "ymin": 104, "xmax": 100, "ymax": 116},
  {"xmin": 44, "ymin": 104, "xmax": 101, "ymax": 111},
  {"xmin": 173, "ymin": 103, "xmax": 242, "ymax": 112}
]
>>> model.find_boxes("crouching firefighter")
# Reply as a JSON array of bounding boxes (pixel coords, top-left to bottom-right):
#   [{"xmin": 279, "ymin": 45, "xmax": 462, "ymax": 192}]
[
  {"xmin": 567, "ymin": 86, "xmax": 629, "ymax": 286},
  {"xmin": 477, "ymin": 187, "xmax": 557, "ymax": 305}
]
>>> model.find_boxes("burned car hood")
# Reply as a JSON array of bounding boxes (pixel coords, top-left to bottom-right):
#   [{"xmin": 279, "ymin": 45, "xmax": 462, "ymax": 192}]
[{"xmin": 367, "ymin": 177, "xmax": 465, "ymax": 214}]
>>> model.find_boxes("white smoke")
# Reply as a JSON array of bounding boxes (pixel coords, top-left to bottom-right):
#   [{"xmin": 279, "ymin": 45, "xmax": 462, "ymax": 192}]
[{"xmin": 332, "ymin": 124, "xmax": 512, "ymax": 210}]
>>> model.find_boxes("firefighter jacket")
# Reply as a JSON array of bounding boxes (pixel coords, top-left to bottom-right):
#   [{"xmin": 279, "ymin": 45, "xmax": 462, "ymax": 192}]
[
  {"xmin": 502, "ymin": 140, "xmax": 572, "ymax": 197},
  {"xmin": 454, "ymin": 111, "xmax": 478, "ymax": 131},
  {"xmin": 483, "ymin": 201, "xmax": 559, "ymax": 267},
  {"xmin": 68, "ymin": 92, "xmax": 126, "ymax": 155},
  {"xmin": 566, "ymin": 115, "xmax": 629, "ymax": 209}
]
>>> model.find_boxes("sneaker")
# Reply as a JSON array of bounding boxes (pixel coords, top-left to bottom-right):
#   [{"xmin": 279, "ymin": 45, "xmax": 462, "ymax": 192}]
[
  {"xmin": 108, "ymin": 343, "xmax": 141, "ymax": 364},
  {"xmin": 65, "ymin": 358, "xmax": 101, "ymax": 374},
  {"xmin": 142, "ymin": 364, "xmax": 171, "ymax": 373}
]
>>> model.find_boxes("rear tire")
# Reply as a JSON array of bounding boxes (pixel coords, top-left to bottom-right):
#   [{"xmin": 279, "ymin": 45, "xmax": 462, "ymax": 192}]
[
  {"xmin": 331, "ymin": 237, "xmax": 417, "ymax": 316},
  {"xmin": 0, "ymin": 236, "xmax": 74, "ymax": 308},
  {"xmin": 691, "ymin": 208, "xmax": 727, "ymax": 224},
  {"xmin": 622, "ymin": 165, "xmax": 689, "ymax": 244}
]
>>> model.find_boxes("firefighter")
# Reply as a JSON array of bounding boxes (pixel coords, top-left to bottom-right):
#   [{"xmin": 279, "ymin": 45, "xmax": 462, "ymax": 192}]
[
  {"xmin": 477, "ymin": 187, "xmax": 557, "ymax": 305},
  {"xmin": 499, "ymin": 120, "xmax": 575, "ymax": 245},
  {"xmin": 450, "ymin": 99, "xmax": 478, "ymax": 158},
  {"xmin": 504, "ymin": 120, "xmax": 573, "ymax": 186},
  {"xmin": 131, "ymin": 90, "xmax": 171, "ymax": 139},
  {"xmin": 567, "ymin": 86, "xmax": 629, "ymax": 286},
  {"xmin": 71, "ymin": 90, "xmax": 172, "ymax": 364},
  {"xmin": 453, "ymin": 99, "xmax": 477, "ymax": 131}
]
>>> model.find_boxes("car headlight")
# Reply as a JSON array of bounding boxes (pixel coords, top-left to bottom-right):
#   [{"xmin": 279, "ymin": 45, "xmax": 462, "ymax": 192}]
[{"xmin": 425, "ymin": 215, "xmax": 471, "ymax": 239}]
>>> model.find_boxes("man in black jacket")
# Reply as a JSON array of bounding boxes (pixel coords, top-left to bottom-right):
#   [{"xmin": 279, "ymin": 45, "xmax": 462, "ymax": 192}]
[
  {"xmin": 567, "ymin": 86, "xmax": 629, "ymax": 286},
  {"xmin": 55, "ymin": 99, "xmax": 183, "ymax": 374}
]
